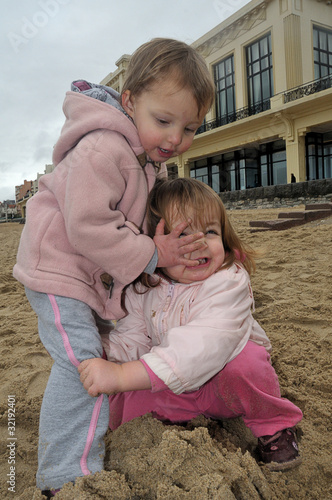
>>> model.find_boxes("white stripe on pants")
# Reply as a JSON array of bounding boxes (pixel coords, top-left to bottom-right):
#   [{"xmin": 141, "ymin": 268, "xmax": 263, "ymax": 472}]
[{"xmin": 25, "ymin": 287, "xmax": 111, "ymax": 490}]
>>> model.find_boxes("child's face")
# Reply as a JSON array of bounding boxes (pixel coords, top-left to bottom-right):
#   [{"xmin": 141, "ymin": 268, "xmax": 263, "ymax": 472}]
[
  {"xmin": 162, "ymin": 206, "xmax": 225, "ymax": 284},
  {"xmin": 122, "ymin": 79, "xmax": 206, "ymax": 163}
]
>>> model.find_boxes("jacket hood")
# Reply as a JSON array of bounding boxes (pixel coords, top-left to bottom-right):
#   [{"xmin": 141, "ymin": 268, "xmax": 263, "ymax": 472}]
[{"xmin": 53, "ymin": 80, "xmax": 144, "ymax": 166}]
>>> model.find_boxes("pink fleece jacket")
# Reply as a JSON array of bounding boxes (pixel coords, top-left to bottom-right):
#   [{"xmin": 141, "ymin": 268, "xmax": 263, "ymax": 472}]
[
  {"xmin": 102, "ymin": 264, "xmax": 272, "ymax": 394},
  {"xmin": 13, "ymin": 90, "xmax": 166, "ymax": 319}
]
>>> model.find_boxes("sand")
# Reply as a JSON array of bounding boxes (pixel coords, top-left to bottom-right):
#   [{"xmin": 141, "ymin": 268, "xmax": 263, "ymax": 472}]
[{"xmin": 0, "ymin": 206, "xmax": 331, "ymax": 499}]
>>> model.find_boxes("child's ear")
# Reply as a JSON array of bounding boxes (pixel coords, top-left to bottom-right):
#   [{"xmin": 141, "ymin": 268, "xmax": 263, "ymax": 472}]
[{"xmin": 122, "ymin": 90, "xmax": 135, "ymax": 118}]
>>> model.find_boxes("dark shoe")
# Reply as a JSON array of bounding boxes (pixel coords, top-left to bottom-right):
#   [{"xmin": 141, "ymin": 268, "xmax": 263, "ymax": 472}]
[
  {"xmin": 257, "ymin": 427, "xmax": 302, "ymax": 471},
  {"xmin": 41, "ymin": 489, "xmax": 60, "ymax": 498}
]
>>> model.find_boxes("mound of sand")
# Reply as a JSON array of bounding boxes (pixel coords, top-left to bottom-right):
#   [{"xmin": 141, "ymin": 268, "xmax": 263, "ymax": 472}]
[{"xmin": 0, "ymin": 206, "xmax": 331, "ymax": 499}]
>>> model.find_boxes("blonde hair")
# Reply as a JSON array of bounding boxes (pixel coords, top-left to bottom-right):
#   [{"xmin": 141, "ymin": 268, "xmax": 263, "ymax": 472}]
[{"xmin": 121, "ymin": 38, "xmax": 215, "ymax": 114}]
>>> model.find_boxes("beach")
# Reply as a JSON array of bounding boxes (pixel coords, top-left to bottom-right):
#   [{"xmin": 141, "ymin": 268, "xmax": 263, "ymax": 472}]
[{"xmin": 0, "ymin": 207, "xmax": 331, "ymax": 499}]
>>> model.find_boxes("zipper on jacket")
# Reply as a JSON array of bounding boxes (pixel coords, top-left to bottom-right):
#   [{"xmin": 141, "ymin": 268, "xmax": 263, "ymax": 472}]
[{"xmin": 157, "ymin": 283, "xmax": 175, "ymax": 336}]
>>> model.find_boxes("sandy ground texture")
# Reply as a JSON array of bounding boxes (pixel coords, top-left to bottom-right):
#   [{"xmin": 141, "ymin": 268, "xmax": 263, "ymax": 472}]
[{"xmin": 0, "ymin": 206, "xmax": 331, "ymax": 500}]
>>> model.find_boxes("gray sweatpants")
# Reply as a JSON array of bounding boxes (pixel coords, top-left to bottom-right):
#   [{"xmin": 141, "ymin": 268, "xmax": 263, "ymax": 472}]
[{"xmin": 25, "ymin": 288, "xmax": 111, "ymax": 490}]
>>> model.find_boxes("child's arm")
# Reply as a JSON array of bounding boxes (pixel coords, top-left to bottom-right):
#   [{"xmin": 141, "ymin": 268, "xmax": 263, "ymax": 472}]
[
  {"xmin": 140, "ymin": 268, "xmax": 271, "ymax": 395},
  {"xmin": 78, "ymin": 358, "xmax": 151, "ymax": 397}
]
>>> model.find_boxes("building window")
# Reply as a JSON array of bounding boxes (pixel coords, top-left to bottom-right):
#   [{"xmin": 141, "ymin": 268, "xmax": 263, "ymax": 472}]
[
  {"xmin": 167, "ymin": 164, "xmax": 178, "ymax": 180},
  {"xmin": 325, "ymin": 138, "xmax": 332, "ymax": 180},
  {"xmin": 214, "ymin": 55, "xmax": 235, "ymax": 125},
  {"xmin": 190, "ymin": 157, "xmax": 222, "ymax": 191},
  {"xmin": 260, "ymin": 140, "xmax": 287, "ymax": 186},
  {"xmin": 190, "ymin": 141, "xmax": 287, "ymax": 193},
  {"xmin": 306, "ymin": 132, "xmax": 332, "ymax": 180},
  {"xmin": 313, "ymin": 25, "xmax": 332, "ymax": 79},
  {"xmin": 190, "ymin": 151, "xmax": 260, "ymax": 192},
  {"xmin": 246, "ymin": 33, "xmax": 273, "ymax": 113}
]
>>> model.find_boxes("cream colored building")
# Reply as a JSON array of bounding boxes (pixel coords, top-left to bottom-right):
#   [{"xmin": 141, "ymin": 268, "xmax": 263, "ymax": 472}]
[{"xmin": 101, "ymin": 0, "xmax": 332, "ymax": 193}]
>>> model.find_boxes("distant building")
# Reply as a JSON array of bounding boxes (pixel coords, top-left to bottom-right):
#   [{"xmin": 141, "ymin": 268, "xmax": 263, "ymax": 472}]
[
  {"xmin": 100, "ymin": 54, "xmax": 131, "ymax": 93},
  {"xmin": 15, "ymin": 179, "xmax": 34, "ymax": 201},
  {"xmin": 15, "ymin": 164, "xmax": 54, "ymax": 217},
  {"xmin": 0, "ymin": 201, "xmax": 17, "ymax": 219},
  {"xmin": 101, "ymin": 0, "xmax": 332, "ymax": 192},
  {"xmin": 35, "ymin": 164, "xmax": 54, "ymax": 193}
]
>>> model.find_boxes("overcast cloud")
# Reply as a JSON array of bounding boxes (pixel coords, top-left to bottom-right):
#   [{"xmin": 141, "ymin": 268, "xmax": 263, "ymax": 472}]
[{"xmin": 1, "ymin": 0, "xmax": 250, "ymax": 201}]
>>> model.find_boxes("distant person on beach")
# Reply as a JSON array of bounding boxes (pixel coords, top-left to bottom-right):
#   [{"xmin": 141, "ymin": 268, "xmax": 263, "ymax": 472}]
[
  {"xmin": 13, "ymin": 38, "xmax": 215, "ymax": 496},
  {"xmin": 79, "ymin": 177, "xmax": 303, "ymax": 473}
]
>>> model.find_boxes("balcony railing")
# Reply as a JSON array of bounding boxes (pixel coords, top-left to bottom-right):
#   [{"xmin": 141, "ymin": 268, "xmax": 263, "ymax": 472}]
[
  {"xmin": 196, "ymin": 74, "xmax": 331, "ymax": 136},
  {"xmin": 196, "ymin": 99, "xmax": 271, "ymax": 135},
  {"xmin": 284, "ymin": 74, "xmax": 332, "ymax": 103}
]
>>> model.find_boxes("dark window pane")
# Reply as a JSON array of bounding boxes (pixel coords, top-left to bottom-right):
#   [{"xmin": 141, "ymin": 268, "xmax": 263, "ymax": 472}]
[
  {"xmin": 226, "ymin": 75, "xmax": 233, "ymax": 86},
  {"xmin": 253, "ymin": 75, "xmax": 261, "ymax": 102},
  {"xmin": 261, "ymin": 164, "xmax": 268, "ymax": 186},
  {"xmin": 214, "ymin": 55, "xmax": 235, "ymax": 122},
  {"xmin": 247, "ymin": 33, "xmax": 273, "ymax": 108},
  {"xmin": 226, "ymin": 58, "xmax": 232, "ymax": 74},
  {"xmin": 260, "ymin": 36, "xmax": 268, "ymax": 55},
  {"xmin": 212, "ymin": 173, "xmax": 220, "ymax": 192},
  {"xmin": 274, "ymin": 161, "xmax": 287, "ymax": 184},
  {"xmin": 262, "ymin": 73, "xmax": 271, "ymax": 100},
  {"xmin": 273, "ymin": 151, "xmax": 286, "ymax": 162},
  {"xmin": 261, "ymin": 56, "xmax": 269, "ymax": 70},
  {"xmin": 313, "ymin": 28, "xmax": 318, "ymax": 48},
  {"xmin": 321, "ymin": 65, "xmax": 328, "ymax": 77},
  {"xmin": 252, "ymin": 42, "xmax": 259, "ymax": 61},
  {"xmin": 320, "ymin": 31, "xmax": 327, "ymax": 50},
  {"xmin": 321, "ymin": 52, "xmax": 328, "ymax": 65},
  {"xmin": 313, "ymin": 25, "xmax": 332, "ymax": 79},
  {"xmin": 227, "ymin": 88, "xmax": 234, "ymax": 112},
  {"xmin": 253, "ymin": 61, "xmax": 260, "ymax": 74}
]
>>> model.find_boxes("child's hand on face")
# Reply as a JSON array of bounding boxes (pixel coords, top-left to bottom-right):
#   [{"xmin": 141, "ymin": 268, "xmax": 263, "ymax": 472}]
[
  {"xmin": 154, "ymin": 219, "xmax": 207, "ymax": 268},
  {"xmin": 78, "ymin": 358, "xmax": 121, "ymax": 397}
]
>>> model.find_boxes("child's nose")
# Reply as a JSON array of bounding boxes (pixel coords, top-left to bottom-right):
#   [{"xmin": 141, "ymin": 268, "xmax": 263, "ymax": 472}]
[{"xmin": 168, "ymin": 130, "xmax": 182, "ymax": 147}]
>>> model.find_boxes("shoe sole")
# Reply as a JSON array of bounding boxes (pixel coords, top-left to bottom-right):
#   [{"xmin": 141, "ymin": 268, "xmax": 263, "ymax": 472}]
[{"xmin": 263, "ymin": 455, "xmax": 302, "ymax": 472}]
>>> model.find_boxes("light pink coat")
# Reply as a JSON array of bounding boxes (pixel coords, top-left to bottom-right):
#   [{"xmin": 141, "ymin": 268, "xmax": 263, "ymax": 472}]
[
  {"xmin": 13, "ymin": 91, "xmax": 166, "ymax": 319},
  {"xmin": 102, "ymin": 264, "xmax": 271, "ymax": 394}
]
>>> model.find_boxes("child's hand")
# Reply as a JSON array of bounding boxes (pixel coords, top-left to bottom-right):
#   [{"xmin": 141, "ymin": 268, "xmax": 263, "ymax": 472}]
[
  {"xmin": 153, "ymin": 219, "xmax": 207, "ymax": 268},
  {"xmin": 78, "ymin": 358, "xmax": 120, "ymax": 397}
]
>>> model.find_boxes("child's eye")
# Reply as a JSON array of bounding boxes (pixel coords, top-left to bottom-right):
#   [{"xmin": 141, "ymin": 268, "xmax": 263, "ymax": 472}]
[
  {"xmin": 185, "ymin": 127, "xmax": 196, "ymax": 134},
  {"xmin": 206, "ymin": 229, "xmax": 218, "ymax": 235},
  {"xmin": 157, "ymin": 118, "xmax": 169, "ymax": 125}
]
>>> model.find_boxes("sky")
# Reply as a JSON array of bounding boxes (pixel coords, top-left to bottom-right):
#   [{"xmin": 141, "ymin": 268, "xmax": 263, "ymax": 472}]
[{"xmin": 1, "ymin": 0, "xmax": 251, "ymax": 202}]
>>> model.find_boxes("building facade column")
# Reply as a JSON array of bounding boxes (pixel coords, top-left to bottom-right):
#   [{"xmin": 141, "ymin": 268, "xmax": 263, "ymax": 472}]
[
  {"xmin": 283, "ymin": 13, "xmax": 303, "ymax": 89},
  {"xmin": 285, "ymin": 131, "xmax": 306, "ymax": 183},
  {"xmin": 177, "ymin": 158, "xmax": 191, "ymax": 178}
]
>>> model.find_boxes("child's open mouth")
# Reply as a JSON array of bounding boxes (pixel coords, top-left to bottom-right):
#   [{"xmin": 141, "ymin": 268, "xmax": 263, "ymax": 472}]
[
  {"xmin": 158, "ymin": 147, "xmax": 173, "ymax": 158},
  {"xmin": 197, "ymin": 258, "xmax": 208, "ymax": 264},
  {"xmin": 187, "ymin": 258, "xmax": 209, "ymax": 269}
]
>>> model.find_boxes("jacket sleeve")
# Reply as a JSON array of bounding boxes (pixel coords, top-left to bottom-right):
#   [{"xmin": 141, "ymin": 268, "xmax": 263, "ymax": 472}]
[
  {"xmin": 141, "ymin": 266, "xmax": 268, "ymax": 394},
  {"xmin": 61, "ymin": 138, "xmax": 156, "ymax": 286},
  {"xmin": 101, "ymin": 286, "xmax": 152, "ymax": 362}
]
